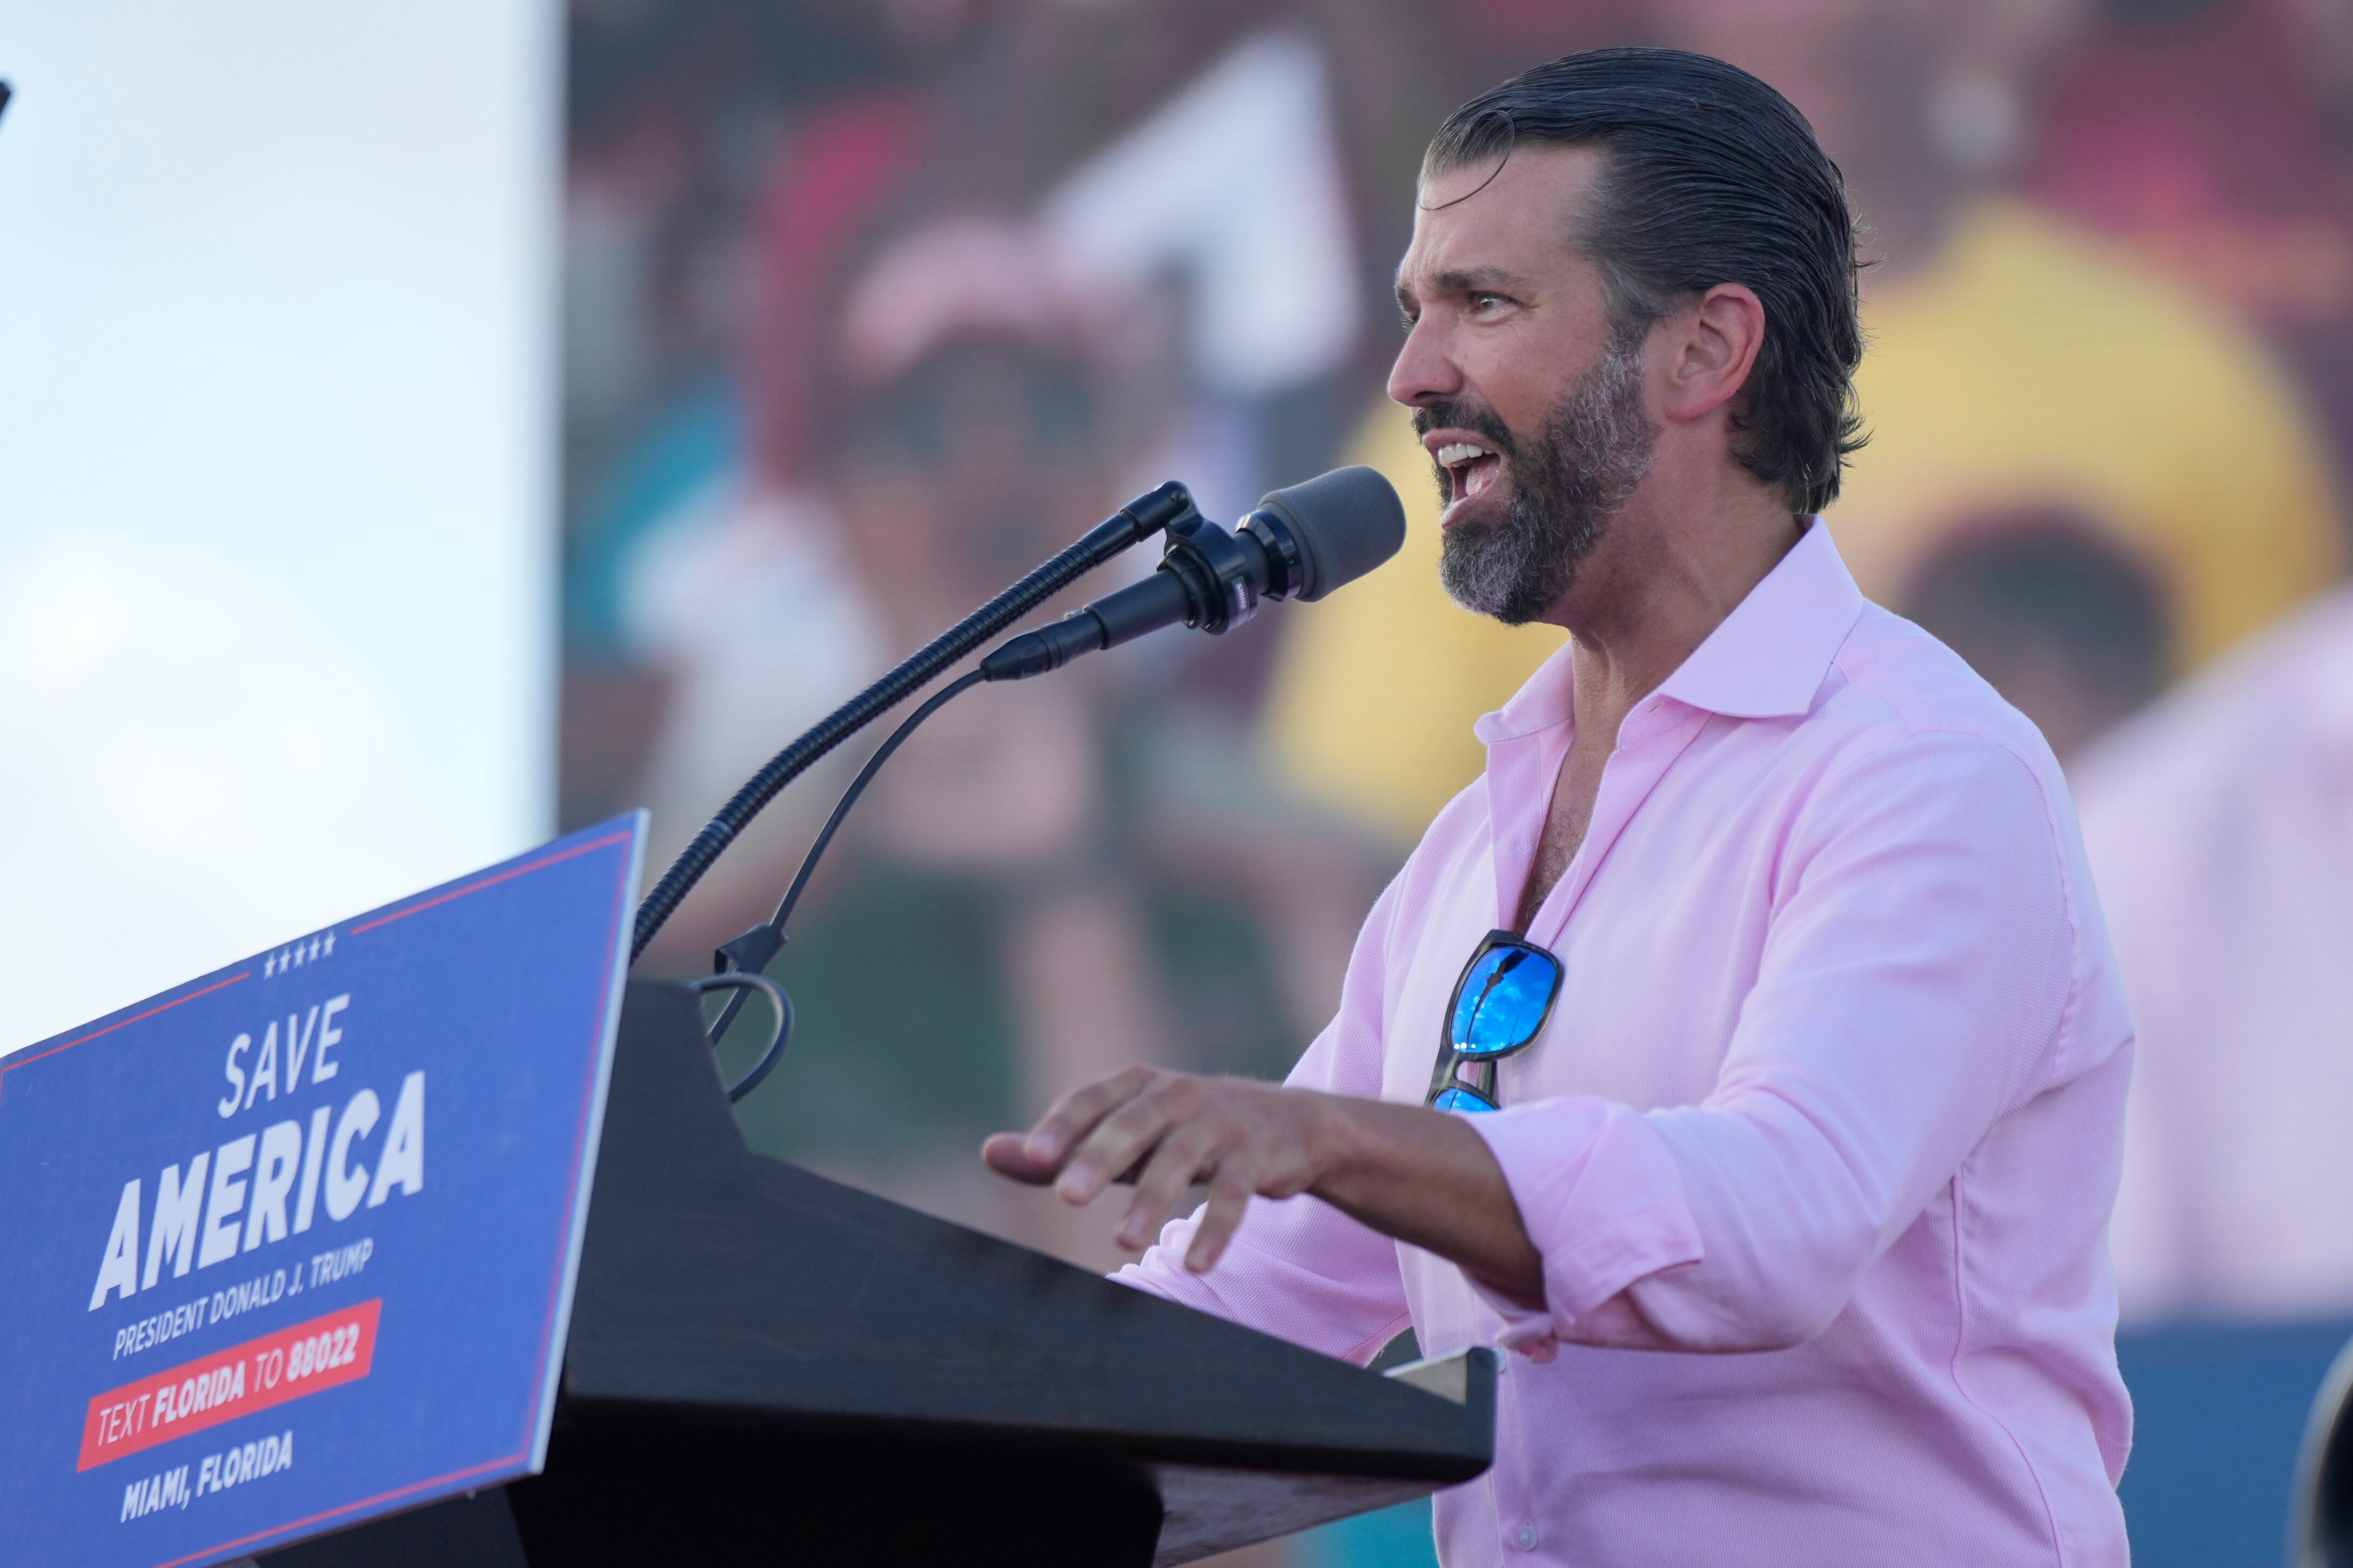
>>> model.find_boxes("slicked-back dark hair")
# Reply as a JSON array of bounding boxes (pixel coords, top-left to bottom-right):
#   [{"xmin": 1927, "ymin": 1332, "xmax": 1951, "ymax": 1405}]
[{"xmin": 1426, "ymin": 49, "xmax": 1864, "ymax": 513}]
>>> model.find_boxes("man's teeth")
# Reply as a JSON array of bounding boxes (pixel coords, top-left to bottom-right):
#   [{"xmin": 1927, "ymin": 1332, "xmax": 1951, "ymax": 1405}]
[{"xmin": 1437, "ymin": 441, "xmax": 1494, "ymax": 469}]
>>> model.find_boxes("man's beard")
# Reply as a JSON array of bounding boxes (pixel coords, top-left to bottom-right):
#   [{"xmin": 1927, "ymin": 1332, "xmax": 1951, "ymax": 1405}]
[{"xmin": 1426, "ymin": 341, "xmax": 1658, "ymax": 625}]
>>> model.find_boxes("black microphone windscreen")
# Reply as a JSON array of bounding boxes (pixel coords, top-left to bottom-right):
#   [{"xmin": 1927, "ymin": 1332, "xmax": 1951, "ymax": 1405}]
[{"xmin": 1255, "ymin": 466, "xmax": 1407, "ymax": 602}]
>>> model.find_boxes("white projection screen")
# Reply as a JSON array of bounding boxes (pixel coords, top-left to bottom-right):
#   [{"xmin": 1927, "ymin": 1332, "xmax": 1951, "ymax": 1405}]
[{"xmin": 0, "ymin": 2, "xmax": 558, "ymax": 1053}]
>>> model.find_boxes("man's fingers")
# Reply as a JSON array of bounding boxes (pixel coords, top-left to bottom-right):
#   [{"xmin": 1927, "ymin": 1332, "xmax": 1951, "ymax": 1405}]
[
  {"xmin": 1057, "ymin": 1080, "xmax": 1189, "ymax": 1205},
  {"xmin": 1024, "ymin": 1065, "xmax": 1157, "ymax": 1167},
  {"xmin": 1116, "ymin": 1125, "xmax": 1219, "ymax": 1250},
  {"xmin": 984, "ymin": 1070, "xmax": 1288, "ymax": 1277},
  {"xmin": 980, "ymin": 1132, "xmax": 1056, "ymax": 1185},
  {"xmin": 1184, "ymin": 1169, "xmax": 1256, "ymax": 1273}
]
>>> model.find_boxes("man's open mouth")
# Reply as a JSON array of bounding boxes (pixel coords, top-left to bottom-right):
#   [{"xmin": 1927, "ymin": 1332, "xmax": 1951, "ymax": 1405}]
[{"xmin": 1438, "ymin": 441, "xmax": 1503, "ymax": 507}]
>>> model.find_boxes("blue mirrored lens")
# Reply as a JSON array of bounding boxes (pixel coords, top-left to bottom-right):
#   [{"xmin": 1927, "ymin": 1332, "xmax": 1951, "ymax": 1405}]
[
  {"xmin": 1448, "ymin": 945, "xmax": 1561, "ymax": 1056},
  {"xmin": 1431, "ymin": 1085, "xmax": 1498, "ymax": 1113}
]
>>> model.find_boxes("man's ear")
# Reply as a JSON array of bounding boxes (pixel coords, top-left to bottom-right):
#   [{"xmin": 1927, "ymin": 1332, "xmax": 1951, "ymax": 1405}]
[{"xmin": 1659, "ymin": 283, "xmax": 1766, "ymax": 424}]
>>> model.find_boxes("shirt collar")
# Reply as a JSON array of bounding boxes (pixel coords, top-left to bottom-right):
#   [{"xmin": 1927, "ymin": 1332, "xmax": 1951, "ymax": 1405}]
[{"xmin": 1473, "ymin": 517, "xmax": 1864, "ymax": 744}]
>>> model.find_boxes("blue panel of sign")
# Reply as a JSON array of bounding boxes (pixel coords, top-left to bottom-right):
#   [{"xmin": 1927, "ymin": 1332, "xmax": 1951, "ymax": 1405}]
[{"xmin": 0, "ymin": 813, "xmax": 646, "ymax": 1568}]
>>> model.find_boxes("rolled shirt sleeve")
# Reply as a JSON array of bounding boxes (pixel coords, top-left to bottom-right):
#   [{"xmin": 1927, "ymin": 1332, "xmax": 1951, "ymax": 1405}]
[{"xmin": 1462, "ymin": 730, "xmax": 2079, "ymax": 1356}]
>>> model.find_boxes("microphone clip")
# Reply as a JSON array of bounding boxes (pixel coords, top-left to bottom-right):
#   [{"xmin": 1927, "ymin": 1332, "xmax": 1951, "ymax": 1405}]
[
  {"xmin": 978, "ymin": 486, "xmax": 1341, "ymax": 683},
  {"xmin": 1159, "ymin": 512, "xmax": 1263, "ymax": 636},
  {"xmin": 1157, "ymin": 500, "xmax": 1322, "ymax": 634}
]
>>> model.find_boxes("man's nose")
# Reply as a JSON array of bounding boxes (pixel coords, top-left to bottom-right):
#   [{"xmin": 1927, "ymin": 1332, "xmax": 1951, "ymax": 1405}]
[{"xmin": 1387, "ymin": 317, "xmax": 1462, "ymax": 409}]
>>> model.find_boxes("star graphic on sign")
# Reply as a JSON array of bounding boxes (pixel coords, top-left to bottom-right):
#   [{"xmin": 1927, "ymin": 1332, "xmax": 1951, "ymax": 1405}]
[
  {"xmin": 323, "ymin": 932, "xmax": 336, "ymax": 956},
  {"xmin": 308, "ymin": 937, "xmax": 321, "ymax": 963},
  {"xmin": 264, "ymin": 953, "xmax": 276, "ymax": 978}
]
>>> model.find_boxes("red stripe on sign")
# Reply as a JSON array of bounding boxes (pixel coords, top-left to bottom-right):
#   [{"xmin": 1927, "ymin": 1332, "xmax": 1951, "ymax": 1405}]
[{"xmin": 79, "ymin": 1298, "xmax": 380, "ymax": 1472}]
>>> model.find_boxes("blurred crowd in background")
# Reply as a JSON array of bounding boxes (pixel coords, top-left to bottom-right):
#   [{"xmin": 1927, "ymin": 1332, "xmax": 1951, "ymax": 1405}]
[{"xmin": 558, "ymin": 1, "xmax": 2353, "ymax": 1536}]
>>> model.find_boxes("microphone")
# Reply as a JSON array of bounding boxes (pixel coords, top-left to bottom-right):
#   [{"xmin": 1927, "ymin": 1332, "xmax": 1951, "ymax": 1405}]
[
  {"xmin": 680, "ymin": 466, "xmax": 1401, "ymax": 1088},
  {"xmin": 980, "ymin": 465, "xmax": 1407, "ymax": 683},
  {"xmin": 632, "ymin": 480, "xmax": 1197, "ymax": 959}
]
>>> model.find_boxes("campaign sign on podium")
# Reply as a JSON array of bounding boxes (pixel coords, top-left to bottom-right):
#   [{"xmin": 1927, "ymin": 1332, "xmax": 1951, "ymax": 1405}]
[{"xmin": 0, "ymin": 814, "xmax": 646, "ymax": 1568}]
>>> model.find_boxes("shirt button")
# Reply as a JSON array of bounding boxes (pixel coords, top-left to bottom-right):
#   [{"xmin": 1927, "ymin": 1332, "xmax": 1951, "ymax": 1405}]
[{"xmin": 1515, "ymin": 1525, "xmax": 1538, "ymax": 1550}]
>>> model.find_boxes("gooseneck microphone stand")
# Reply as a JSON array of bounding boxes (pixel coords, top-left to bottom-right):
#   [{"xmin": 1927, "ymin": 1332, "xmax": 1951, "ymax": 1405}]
[
  {"xmin": 639, "ymin": 463, "xmax": 1403, "ymax": 1100},
  {"xmin": 693, "ymin": 667, "xmax": 990, "ymax": 1100},
  {"xmin": 628, "ymin": 481, "xmax": 1198, "ymax": 965},
  {"xmin": 629, "ymin": 481, "xmax": 1203, "ymax": 1094}
]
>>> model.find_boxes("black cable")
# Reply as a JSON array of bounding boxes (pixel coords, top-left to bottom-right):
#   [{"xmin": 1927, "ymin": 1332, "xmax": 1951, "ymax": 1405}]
[
  {"xmin": 702, "ymin": 670, "xmax": 986, "ymax": 1054},
  {"xmin": 775, "ymin": 669, "xmax": 986, "ymax": 934},
  {"xmin": 688, "ymin": 972, "xmax": 792, "ymax": 1103},
  {"xmin": 629, "ymin": 483, "xmax": 1194, "ymax": 960}
]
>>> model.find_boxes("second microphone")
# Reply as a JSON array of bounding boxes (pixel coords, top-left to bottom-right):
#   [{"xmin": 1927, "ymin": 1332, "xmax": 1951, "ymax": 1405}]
[{"xmin": 980, "ymin": 465, "xmax": 1407, "ymax": 684}]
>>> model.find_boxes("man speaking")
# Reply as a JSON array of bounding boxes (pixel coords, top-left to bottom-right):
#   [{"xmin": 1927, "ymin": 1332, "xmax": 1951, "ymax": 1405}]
[{"xmin": 985, "ymin": 49, "xmax": 2132, "ymax": 1566}]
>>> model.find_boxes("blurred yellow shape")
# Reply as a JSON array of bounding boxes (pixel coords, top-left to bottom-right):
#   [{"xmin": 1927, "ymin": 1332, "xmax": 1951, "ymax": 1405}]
[{"xmin": 1839, "ymin": 200, "xmax": 2341, "ymax": 670}]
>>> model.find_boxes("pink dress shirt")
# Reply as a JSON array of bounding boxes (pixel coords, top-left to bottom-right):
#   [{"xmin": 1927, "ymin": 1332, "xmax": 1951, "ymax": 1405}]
[{"xmin": 1119, "ymin": 520, "xmax": 2134, "ymax": 1566}]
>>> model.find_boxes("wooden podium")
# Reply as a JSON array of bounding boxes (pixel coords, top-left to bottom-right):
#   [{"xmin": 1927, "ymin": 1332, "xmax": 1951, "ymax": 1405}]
[{"xmin": 259, "ymin": 981, "xmax": 1493, "ymax": 1567}]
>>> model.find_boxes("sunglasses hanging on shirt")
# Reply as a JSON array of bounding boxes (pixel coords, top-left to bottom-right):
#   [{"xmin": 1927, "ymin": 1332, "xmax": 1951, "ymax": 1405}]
[{"xmin": 1426, "ymin": 931, "xmax": 1563, "ymax": 1112}]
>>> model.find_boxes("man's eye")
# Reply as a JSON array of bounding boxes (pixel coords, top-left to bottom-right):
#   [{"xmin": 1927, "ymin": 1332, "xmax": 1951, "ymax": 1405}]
[{"xmin": 1470, "ymin": 292, "xmax": 1508, "ymax": 313}]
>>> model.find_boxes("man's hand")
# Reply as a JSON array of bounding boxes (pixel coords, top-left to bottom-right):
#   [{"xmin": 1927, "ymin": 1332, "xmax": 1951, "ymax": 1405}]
[
  {"xmin": 982, "ymin": 1067, "xmax": 1331, "ymax": 1272},
  {"xmin": 982, "ymin": 1066, "xmax": 1546, "ymax": 1300}
]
